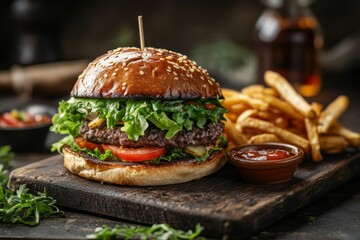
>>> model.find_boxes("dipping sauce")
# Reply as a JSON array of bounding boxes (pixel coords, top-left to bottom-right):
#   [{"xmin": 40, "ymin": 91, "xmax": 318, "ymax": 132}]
[
  {"xmin": 0, "ymin": 109, "xmax": 51, "ymax": 128},
  {"xmin": 232, "ymin": 148, "xmax": 294, "ymax": 161},
  {"xmin": 227, "ymin": 143, "xmax": 303, "ymax": 184}
]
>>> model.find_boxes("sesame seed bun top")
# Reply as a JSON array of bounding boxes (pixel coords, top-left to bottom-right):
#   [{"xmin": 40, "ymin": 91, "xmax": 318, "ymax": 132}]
[{"xmin": 71, "ymin": 47, "xmax": 223, "ymax": 99}]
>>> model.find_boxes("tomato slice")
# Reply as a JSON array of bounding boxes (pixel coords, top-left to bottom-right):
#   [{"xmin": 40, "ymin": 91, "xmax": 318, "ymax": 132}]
[
  {"xmin": 75, "ymin": 138, "xmax": 104, "ymax": 153},
  {"xmin": 102, "ymin": 144, "xmax": 167, "ymax": 162}
]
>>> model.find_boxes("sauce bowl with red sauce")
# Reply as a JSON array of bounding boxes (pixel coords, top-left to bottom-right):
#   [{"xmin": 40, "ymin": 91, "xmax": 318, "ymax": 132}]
[
  {"xmin": 227, "ymin": 142, "xmax": 304, "ymax": 184},
  {"xmin": 0, "ymin": 104, "xmax": 55, "ymax": 152}
]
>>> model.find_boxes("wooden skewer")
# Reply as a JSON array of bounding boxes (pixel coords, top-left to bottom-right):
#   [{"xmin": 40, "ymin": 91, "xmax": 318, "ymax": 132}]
[{"xmin": 138, "ymin": 15, "xmax": 145, "ymax": 50}]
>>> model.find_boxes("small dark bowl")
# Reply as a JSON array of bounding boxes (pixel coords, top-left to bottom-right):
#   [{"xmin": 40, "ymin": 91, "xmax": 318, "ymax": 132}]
[
  {"xmin": 0, "ymin": 104, "xmax": 56, "ymax": 152},
  {"xmin": 227, "ymin": 142, "xmax": 304, "ymax": 184}
]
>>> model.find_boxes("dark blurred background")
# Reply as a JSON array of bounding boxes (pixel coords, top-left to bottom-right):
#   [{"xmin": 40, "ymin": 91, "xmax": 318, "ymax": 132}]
[{"xmin": 0, "ymin": 0, "xmax": 359, "ymax": 92}]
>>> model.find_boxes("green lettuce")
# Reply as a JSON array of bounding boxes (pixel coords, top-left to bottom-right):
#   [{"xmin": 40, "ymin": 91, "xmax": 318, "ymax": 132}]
[
  {"xmin": 51, "ymin": 98, "xmax": 226, "ymax": 142},
  {"xmin": 50, "ymin": 97, "xmax": 227, "ymax": 162}
]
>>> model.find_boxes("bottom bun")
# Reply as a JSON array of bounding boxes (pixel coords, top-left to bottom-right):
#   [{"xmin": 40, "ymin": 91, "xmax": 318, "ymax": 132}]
[{"xmin": 63, "ymin": 147, "xmax": 227, "ymax": 186}]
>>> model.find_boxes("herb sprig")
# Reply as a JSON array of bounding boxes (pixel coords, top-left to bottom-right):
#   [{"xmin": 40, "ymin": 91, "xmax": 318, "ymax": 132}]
[
  {"xmin": 87, "ymin": 223, "xmax": 206, "ymax": 240},
  {"xmin": 0, "ymin": 146, "xmax": 64, "ymax": 226},
  {"xmin": 0, "ymin": 184, "xmax": 65, "ymax": 226},
  {"xmin": 0, "ymin": 145, "xmax": 14, "ymax": 167}
]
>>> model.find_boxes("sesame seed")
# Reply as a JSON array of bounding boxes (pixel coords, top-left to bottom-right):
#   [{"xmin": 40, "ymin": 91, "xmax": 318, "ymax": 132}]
[
  {"xmin": 160, "ymin": 58, "xmax": 165, "ymax": 61},
  {"xmin": 122, "ymin": 82, "xmax": 126, "ymax": 86},
  {"xmin": 174, "ymin": 77, "xmax": 179, "ymax": 80},
  {"xmin": 190, "ymin": 68, "xmax": 195, "ymax": 73},
  {"xmin": 104, "ymin": 74, "xmax": 108, "ymax": 78},
  {"xmin": 200, "ymin": 76, "xmax": 204, "ymax": 80},
  {"xmin": 140, "ymin": 71, "xmax": 144, "ymax": 75},
  {"xmin": 112, "ymin": 72, "xmax": 117, "ymax": 76},
  {"xmin": 124, "ymin": 67, "xmax": 129, "ymax": 71},
  {"xmin": 173, "ymin": 72, "xmax": 177, "ymax": 76},
  {"xmin": 166, "ymin": 69, "xmax": 171, "ymax": 72},
  {"xmin": 156, "ymin": 53, "xmax": 162, "ymax": 56},
  {"xmin": 166, "ymin": 56, "xmax": 173, "ymax": 60},
  {"xmin": 152, "ymin": 68, "xmax": 157, "ymax": 78}
]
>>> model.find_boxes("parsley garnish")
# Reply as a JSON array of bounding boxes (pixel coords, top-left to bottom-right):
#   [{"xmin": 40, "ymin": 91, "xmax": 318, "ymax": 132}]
[
  {"xmin": 0, "ymin": 146, "xmax": 64, "ymax": 226},
  {"xmin": 87, "ymin": 223, "xmax": 206, "ymax": 240},
  {"xmin": 0, "ymin": 184, "xmax": 65, "ymax": 226},
  {"xmin": 0, "ymin": 145, "xmax": 14, "ymax": 168}
]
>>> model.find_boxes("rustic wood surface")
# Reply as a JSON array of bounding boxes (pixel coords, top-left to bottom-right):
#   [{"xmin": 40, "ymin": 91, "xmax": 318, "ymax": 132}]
[{"xmin": 9, "ymin": 150, "xmax": 360, "ymax": 240}]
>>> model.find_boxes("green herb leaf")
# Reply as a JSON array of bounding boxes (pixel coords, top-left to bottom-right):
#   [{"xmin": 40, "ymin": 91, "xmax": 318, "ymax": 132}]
[
  {"xmin": 86, "ymin": 223, "xmax": 206, "ymax": 240},
  {"xmin": 0, "ymin": 184, "xmax": 64, "ymax": 226},
  {"xmin": 121, "ymin": 100, "xmax": 150, "ymax": 140},
  {"xmin": 0, "ymin": 164, "xmax": 8, "ymax": 187},
  {"xmin": 0, "ymin": 145, "xmax": 14, "ymax": 168}
]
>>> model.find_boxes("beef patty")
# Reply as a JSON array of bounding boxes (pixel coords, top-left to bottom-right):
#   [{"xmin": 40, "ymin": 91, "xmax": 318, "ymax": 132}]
[{"xmin": 80, "ymin": 121, "xmax": 224, "ymax": 148}]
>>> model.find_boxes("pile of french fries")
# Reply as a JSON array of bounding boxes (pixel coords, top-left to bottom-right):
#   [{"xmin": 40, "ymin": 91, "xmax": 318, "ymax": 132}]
[{"xmin": 222, "ymin": 70, "xmax": 360, "ymax": 162}]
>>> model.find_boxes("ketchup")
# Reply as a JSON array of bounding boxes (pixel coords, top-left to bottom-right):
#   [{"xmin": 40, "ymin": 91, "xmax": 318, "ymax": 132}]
[{"xmin": 232, "ymin": 148, "xmax": 293, "ymax": 161}]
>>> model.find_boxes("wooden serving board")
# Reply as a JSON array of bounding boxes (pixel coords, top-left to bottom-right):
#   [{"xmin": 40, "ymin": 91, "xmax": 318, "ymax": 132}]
[{"xmin": 9, "ymin": 151, "xmax": 360, "ymax": 239}]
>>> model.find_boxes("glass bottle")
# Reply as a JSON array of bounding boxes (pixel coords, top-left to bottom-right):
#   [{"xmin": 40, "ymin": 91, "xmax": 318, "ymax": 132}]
[{"xmin": 254, "ymin": 0, "xmax": 323, "ymax": 97}]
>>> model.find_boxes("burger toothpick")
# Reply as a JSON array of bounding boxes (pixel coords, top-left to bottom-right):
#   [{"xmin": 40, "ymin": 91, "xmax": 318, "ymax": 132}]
[{"xmin": 138, "ymin": 15, "xmax": 145, "ymax": 50}]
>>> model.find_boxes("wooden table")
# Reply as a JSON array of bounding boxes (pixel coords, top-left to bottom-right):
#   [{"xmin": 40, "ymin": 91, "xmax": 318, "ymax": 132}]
[{"xmin": 1, "ymin": 78, "xmax": 360, "ymax": 240}]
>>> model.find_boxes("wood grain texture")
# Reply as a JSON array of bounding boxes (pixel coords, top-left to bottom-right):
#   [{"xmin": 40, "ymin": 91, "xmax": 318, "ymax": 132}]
[{"xmin": 9, "ymin": 151, "xmax": 360, "ymax": 240}]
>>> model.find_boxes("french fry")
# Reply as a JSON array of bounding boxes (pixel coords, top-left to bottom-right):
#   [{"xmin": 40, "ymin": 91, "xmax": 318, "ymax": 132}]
[
  {"xmin": 305, "ymin": 118, "xmax": 323, "ymax": 162},
  {"xmin": 223, "ymin": 116, "xmax": 247, "ymax": 146},
  {"xmin": 328, "ymin": 122, "xmax": 360, "ymax": 147},
  {"xmin": 248, "ymin": 133, "xmax": 281, "ymax": 144},
  {"xmin": 222, "ymin": 88, "xmax": 242, "ymax": 98},
  {"xmin": 235, "ymin": 109, "xmax": 258, "ymax": 131},
  {"xmin": 274, "ymin": 117, "xmax": 289, "ymax": 129},
  {"xmin": 311, "ymin": 102, "xmax": 323, "ymax": 117},
  {"xmin": 264, "ymin": 70, "xmax": 316, "ymax": 119},
  {"xmin": 318, "ymin": 95, "xmax": 349, "ymax": 134},
  {"xmin": 256, "ymin": 110, "xmax": 284, "ymax": 122},
  {"xmin": 236, "ymin": 109, "xmax": 258, "ymax": 124},
  {"xmin": 229, "ymin": 103, "xmax": 249, "ymax": 115},
  {"xmin": 252, "ymin": 93, "xmax": 304, "ymax": 120},
  {"xmin": 222, "ymin": 93, "xmax": 269, "ymax": 111},
  {"xmin": 241, "ymin": 84, "xmax": 278, "ymax": 97},
  {"xmin": 240, "ymin": 117, "xmax": 310, "ymax": 152},
  {"xmin": 224, "ymin": 112, "xmax": 238, "ymax": 123},
  {"xmin": 320, "ymin": 135, "xmax": 348, "ymax": 154}
]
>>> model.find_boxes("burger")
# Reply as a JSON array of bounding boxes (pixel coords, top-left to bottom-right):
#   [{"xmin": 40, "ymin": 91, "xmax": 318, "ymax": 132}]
[{"xmin": 51, "ymin": 47, "xmax": 227, "ymax": 186}]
